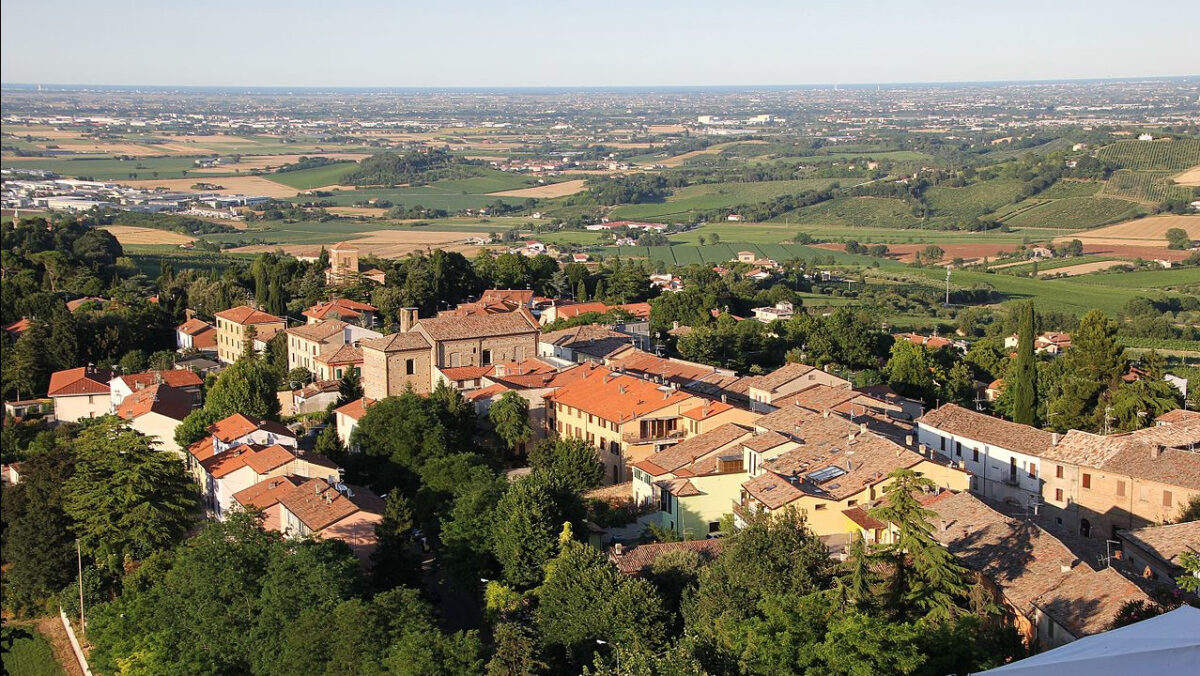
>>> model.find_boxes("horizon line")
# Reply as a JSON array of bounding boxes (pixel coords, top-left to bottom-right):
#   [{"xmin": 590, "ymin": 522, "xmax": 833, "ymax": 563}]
[{"xmin": 3, "ymin": 74, "xmax": 1199, "ymax": 92}]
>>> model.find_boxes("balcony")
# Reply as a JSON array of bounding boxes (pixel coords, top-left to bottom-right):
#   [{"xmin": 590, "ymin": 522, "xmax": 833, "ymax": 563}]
[{"xmin": 622, "ymin": 428, "xmax": 687, "ymax": 445}]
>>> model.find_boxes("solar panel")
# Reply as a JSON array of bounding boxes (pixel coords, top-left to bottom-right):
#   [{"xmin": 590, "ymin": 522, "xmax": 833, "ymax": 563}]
[{"xmin": 806, "ymin": 465, "xmax": 847, "ymax": 484}]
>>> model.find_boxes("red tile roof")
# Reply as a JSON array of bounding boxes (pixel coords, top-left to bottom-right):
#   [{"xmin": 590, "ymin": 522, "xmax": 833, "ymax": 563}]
[
  {"xmin": 465, "ymin": 383, "xmax": 510, "ymax": 401},
  {"xmin": 201, "ymin": 443, "xmax": 296, "ymax": 479},
  {"xmin": 114, "ymin": 383, "xmax": 196, "ymax": 422},
  {"xmin": 416, "ymin": 308, "xmax": 539, "ymax": 341},
  {"xmin": 234, "ymin": 475, "xmax": 304, "ymax": 511},
  {"xmin": 47, "ymin": 367, "xmax": 113, "ymax": 397},
  {"xmin": 287, "ymin": 319, "xmax": 348, "ymax": 342},
  {"xmin": 334, "ymin": 397, "xmax": 374, "ymax": 421},
  {"xmin": 548, "ymin": 367, "xmax": 694, "ymax": 423},
  {"xmin": 681, "ymin": 401, "xmax": 734, "ymax": 420},
  {"xmin": 917, "ymin": 403, "xmax": 1053, "ymax": 456},
  {"xmin": 315, "ymin": 343, "xmax": 362, "ymax": 366},
  {"xmin": 278, "ymin": 478, "xmax": 384, "ymax": 531},
  {"xmin": 214, "ymin": 305, "xmax": 285, "ymax": 325},
  {"xmin": 4, "ymin": 318, "xmax": 32, "ymax": 337},
  {"xmin": 176, "ymin": 317, "xmax": 214, "ymax": 336},
  {"xmin": 208, "ymin": 413, "xmax": 295, "ymax": 444},
  {"xmin": 360, "ymin": 331, "xmax": 431, "ymax": 352},
  {"xmin": 479, "ymin": 289, "xmax": 534, "ymax": 305},
  {"xmin": 116, "ymin": 370, "xmax": 203, "ymax": 390},
  {"xmin": 440, "ymin": 365, "xmax": 492, "ymax": 381},
  {"xmin": 303, "ymin": 299, "xmax": 377, "ymax": 321}
]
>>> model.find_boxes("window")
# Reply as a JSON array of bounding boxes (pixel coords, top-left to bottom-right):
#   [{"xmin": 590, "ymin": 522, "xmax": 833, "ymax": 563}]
[
  {"xmin": 1029, "ymin": 464, "xmax": 1037, "ymax": 479},
  {"xmin": 481, "ymin": 349, "xmax": 492, "ymax": 365},
  {"xmin": 1116, "ymin": 480, "xmax": 1125, "ymax": 497},
  {"xmin": 972, "ymin": 448, "xmax": 979, "ymax": 462},
  {"xmin": 955, "ymin": 441, "xmax": 962, "ymax": 457},
  {"xmin": 708, "ymin": 521, "xmax": 721, "ymax": 534},
  {"xmin": 1163, "ymin": 490, "xmax": 1173, "ymax": 508},
  {"xmin": 405, "ymin": 359, "xmax": 415, "ymax": 375},
  {"xmin": 847, "ymin": 499, "xmax": 858, "ymax": 507},
  {"xmin": 1056, "ymin": 465, "xmax": 1064, "ymax": 479},
  {"xmin": 814, "ymin": 504, "xmax": 826, "ymax": 511},
  {"xmin": 940, "ymin": 436, "xmax": 947, "ymax": 451},
  {"xmin": 1055, "ymin": 488, "xmax": 1064, "ymax": 502},
  {"xmin": 1082, "ymin": 473, "xmax": 1091, "ymax": 489}
]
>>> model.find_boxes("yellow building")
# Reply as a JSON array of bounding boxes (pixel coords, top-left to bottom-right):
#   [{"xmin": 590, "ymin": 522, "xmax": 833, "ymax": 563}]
[
  {"xmin": 214, "ymin": 306, "xmax": 286, "ymax": 364},
  {"xmin": 737, "ymin": 414, "xmax": 970, "ymax": 545},
  {"xmin": 547, "ymin": 366, "xmax": 703, "ymax": 485}
]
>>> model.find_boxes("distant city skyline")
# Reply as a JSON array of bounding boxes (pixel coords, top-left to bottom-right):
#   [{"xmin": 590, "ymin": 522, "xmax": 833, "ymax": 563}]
[{"xmin": 2, "ymin": 0, "xmax": 1196, "ymax": 88}]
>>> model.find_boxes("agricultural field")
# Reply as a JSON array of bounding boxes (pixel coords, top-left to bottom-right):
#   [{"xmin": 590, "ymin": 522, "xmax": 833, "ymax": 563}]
[
  {"xmin": 786, "ymin": 196, "xmax": 924, "ymax": 229},
  {"xmin": 1054, "ymin": 214, "xmax": 1200, "ymax": 247},
  {"xmin": 229, "ymin": 227, "xmax": 488, "ymax": 259},
  {"xmin": 924, "ymin": 179, "xmax": 1025, "ymax": 221},
  {"xmin": 489, "ymin": 178, "xmax": 588, "ymax": 198},
  {"xmin": 1035, "ymin": 180, "xmax": 1102, "ymax": 198},
  {"xmin": 1096, "ymin": 138, "xmax": 1200, "ymax": 172},
  {"xmin": 886, "ymin": 265, "xmax": 1198, "ymax": 316},
  {"xmin": 123, "ymin": 176, "xmax": 302, "ymax": 199},
  {"xmin": 608, "ymin": 178, "xmax": 852, "ymax": 221},
  {"xmin": 101, "ymin": 225, "xmax": 196, "ymax": 246},
  {"xmin": 1001, "ymin": 196, "xmax": 1143, "ymax": 229},
  {"xmin": 593, "ymin": 241, "xmax": 882, "ymax": 267},
  {"xmin": 265, "ymin": 162, "xmax": 360, "ymax": 190},
  {"xmin": 1100, "ymin": 170, "xmax": 1196, "ymax": 204},
  {"xmin": 1174, "ymin": 164, "xmax": 1200, "ymax": 187},
  {"xmin": 1, "ymin": 155, "xmax": 206, "ymax": 181}
]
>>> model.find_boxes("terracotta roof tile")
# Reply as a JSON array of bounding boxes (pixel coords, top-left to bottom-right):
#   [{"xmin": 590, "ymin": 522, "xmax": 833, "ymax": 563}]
[
  {"xmin": 287, "ymin": 319, "xmax": 348, "ymax": 342},
  {"xmin": 681, "ymin": 401, "xmax": 734, "ymax": 420},
  {"xmin": 416, "ymin": 308, "xmax": 538, "ymax": 341},
  {"xmin": 334, "ymin": 397, "xmax": 374, "ymax": 421},
  {"xmin": 278, "ymin": 478, "xmax": 384, "ymax": 531},
  {"xmin": 925, "ymin": 492, "xmax": 1149, "ymax": 638},
  {"xmin": 114, "ymin": 383, "xmax": 196, "ymax": 422},
  {"xmin": 176, "ymin": 318, "xmax": 214, "ymax": 336},
  {"xmin": 116, "ymin": 370, "xmax": 203, "ymax": 390},
  {"xmin": 48, "ymin": 367, "xmax": 113, "ymax": 397},
  {"xmin": 549, "ymin": 367, "xmax": 695, "ymax": 423},
  {"xmin": 639, "ymin": 423, "xmax": 751, "ymax": 476},
  {"xmin": 215, "ymin": 305, "xmax": 284, "ymax": 325},
  {"xmin": 233, "ymin": 475, "xmax": 304, "ymax": 511},
  {"xmin": 742, "ymin": 362, "xmax": 818, "ymax": 393},
  {"xmin": 1119, "ymin": 521, "xmax": 1200, "ymax": 567},
  {"xmin": 316, "ymin": 343, "xmax": 362, "ymax": 366},
  {"xmin": 540, "ymin": 324, "xmax": 636, "ymax": 359},
  {"xmin": 209, "ymin": 413, "xmax": 295, "ymax": 444},
  {"xmin": 360, "ymin": 331, "xmax": 431, "ymax": 352},
  {"xmin": 917, "ymin": 403, "xmax": 1053, "ymax": 456}
]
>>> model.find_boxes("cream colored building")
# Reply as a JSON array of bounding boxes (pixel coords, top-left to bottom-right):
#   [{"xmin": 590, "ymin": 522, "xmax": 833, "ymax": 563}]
[
  {"xmin": 214, "ymin": 306, "xmax": 286, "ymax": 364},
  {"xmin": 47, "ymin": 367, "xmax": 113, "ymax": 422},
  {"xmin": 547, "ymin": 366, "xmax": 703, "ymax": 485}
]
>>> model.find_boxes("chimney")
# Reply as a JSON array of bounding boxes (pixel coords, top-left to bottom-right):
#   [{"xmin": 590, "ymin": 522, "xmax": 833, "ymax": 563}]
[
  {"xmin": 859, "ymin": 422, "xmax": 867, "ymax": 434},
  {"xmin": 613, "ymin": 542, "xmax": 624, "ymax": 557},
  {"xmin": 905, "ymin": 434, "xmax": 914, "ymax": 447},
  {"xmin": 1051, "ymin": 433, "xmax": 1060, "ymax": 446},
  {"xmin": 1151, "ymin": 444, "xmax": 1165, "ymax": 459},
  {"xmin": 399, "ymin": 307, "xmax": 418, "ymax": 333},
  {"xmin": 823, "ymin": 409, "xmax": 830, "ymax": 418},
  {"xmin": 1060, "ymin": 559, "xmax": 1076, "ymax": 573}
]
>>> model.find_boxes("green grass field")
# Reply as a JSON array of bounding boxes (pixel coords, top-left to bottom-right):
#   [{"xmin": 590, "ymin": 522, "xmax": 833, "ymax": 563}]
[
  {"xmin": 266, "ymin": 162, "xmax": 360, "ymax": 189},
  {"xmin": 3, "ymin": 626, "xmax": 65, "ymax": 676},
  {"xmin": 1001, "ymin": 197, "xmax": 1143, "ymax": 229},
  {"xmin": 924, "ymin": 180, "xmax": 1025, "ymax": 222},
  {"xmin": 1097, "ymin": 138, "xmax": 1200, "ymax": 172},
  {"xmin": 992, "ymin": 255, "xmax": 1119, "ymax": 275},
  {"xmin": 591, "ymin": 241, "xmax": 882, "ymax": 267},
  {"xmin": 608, "ymin": 178, "xmax": 852, "ymax": 221},
  {"xmin": 891, "ymin": 265, "xmax": 1198, "ymax": 315}
]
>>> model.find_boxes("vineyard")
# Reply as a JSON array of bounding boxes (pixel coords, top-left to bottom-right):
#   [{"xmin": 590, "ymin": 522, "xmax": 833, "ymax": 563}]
[
  {"xmin": 1116, "ymin": 336, "xmax": 1200, "ymax": 353},
  {"xmin": 1001, "ymin": 196, "xmax": 1143, "ymax": 229},
  {"xmin": 1101, "ymin": 170, "xmax": 1196, "ymax": 204},
  {"xmin": 1096, "ymin": 138, "xmax": 1200, "ymax": 172}
]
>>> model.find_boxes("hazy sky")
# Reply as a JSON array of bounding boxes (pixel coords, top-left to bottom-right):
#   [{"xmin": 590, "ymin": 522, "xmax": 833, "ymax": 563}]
[{"xmin": 2, "ymin": 0, "xmax": 1196, "ymax": 87}]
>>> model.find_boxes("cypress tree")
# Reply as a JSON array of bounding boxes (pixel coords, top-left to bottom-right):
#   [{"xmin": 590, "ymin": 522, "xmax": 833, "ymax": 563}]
[{"xmin": 1010, "ymin": 302, "xmax": 1037, "ymax": 425}]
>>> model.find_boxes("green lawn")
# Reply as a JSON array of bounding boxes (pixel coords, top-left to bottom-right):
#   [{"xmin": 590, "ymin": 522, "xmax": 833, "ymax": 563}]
[
  {"xmin": 266, "ymin": 162, "xmax": 360, "ymax": 189},
  {"xmin": 3, "ymin": 626, "xmax": 65, "ymax": 676}
]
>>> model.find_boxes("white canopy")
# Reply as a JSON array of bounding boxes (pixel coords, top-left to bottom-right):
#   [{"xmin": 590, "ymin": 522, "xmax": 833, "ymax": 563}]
[{"xmin": 975, "ymin": 606, "xmax": 1200, "ymax": 676}]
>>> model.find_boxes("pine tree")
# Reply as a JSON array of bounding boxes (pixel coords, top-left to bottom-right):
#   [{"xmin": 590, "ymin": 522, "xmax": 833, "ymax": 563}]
[
  {"xmin": 1010, "ymin": 302, "xmax": 1038, "ymax": 425},
  {"xmin": 870, "ymin": 469, "xmax": 970, "ymax": 621}
]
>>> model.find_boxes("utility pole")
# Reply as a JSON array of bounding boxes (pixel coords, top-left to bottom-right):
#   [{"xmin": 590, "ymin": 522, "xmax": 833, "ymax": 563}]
[{"xmin": 944, "ymin": 266, "xmax": 951, "ymax": 306}]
